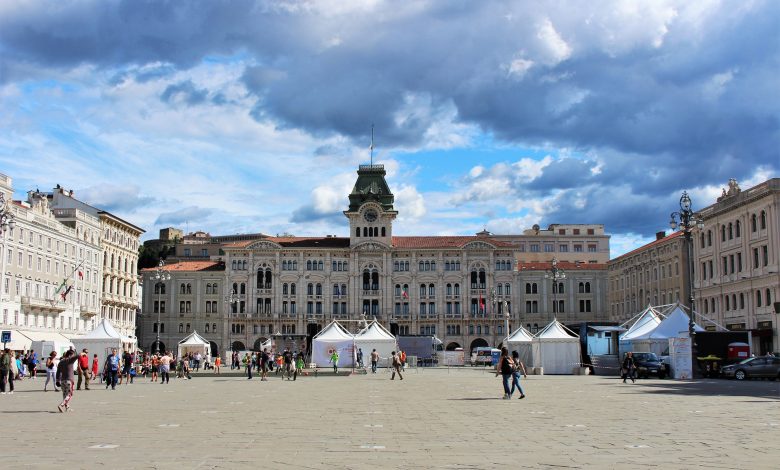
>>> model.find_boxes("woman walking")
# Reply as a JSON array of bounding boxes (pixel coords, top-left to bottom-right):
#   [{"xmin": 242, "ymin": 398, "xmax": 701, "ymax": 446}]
[
  {"xmin": 214, "ymin": 356, "xmax": 221, "ymax": 374},
  {"xmin": 495, "ymin": 347, "xmax": 515, "ymax": 399},
  {"xmin": 91, "ymin": 354, "xmax": 99, "ymax": 382},
  {"xmin": 510, "ymin": 351, "xmax": 527, "ymax": 399},
  {"xmin": 44, "ymin": 352, "xmax": 59, "ymax": 392},
  {"xmin": 621, "ymin": 352, "xmax": 636, "ymax": 383}
]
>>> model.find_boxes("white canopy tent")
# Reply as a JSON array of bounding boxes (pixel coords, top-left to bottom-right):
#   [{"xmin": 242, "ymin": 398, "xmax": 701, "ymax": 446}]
[
  {"xmin": 311, "ymin": 321, "xmax": 355, "ymax": 368},
  {"xmin": 72, "ymin": 319, "xmax": 137, "ymax": 369},
  {"xmin": 532, "ymin": 320, "xmax": 581, "ymax": 375},
  {"xmin": 177, "ymin": 331, "xmax": 211, "ymax": 360},
  {"xmin": 354, "ymin": 321, "xmax": 397, "ymax": 367},
  {"xmin": 630, "ymin": 304, "xmax": 704, "ymax": 355},
  {"xmin": 505, "ymin": 326, "xmax": 534, "ymax": 366},
  {"xmin": 620, "ymin": 305, "xmax": 663, "ymax": 341}
]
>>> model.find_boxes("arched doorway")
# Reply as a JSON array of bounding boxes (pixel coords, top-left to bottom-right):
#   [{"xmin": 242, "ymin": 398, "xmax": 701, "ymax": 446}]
[
  {"xmin": 231, "ymin": 341, "xmax": 246, "ymax": 351},
  {"xmin": 389, "ymin": 323, "xmax": 399, "ymax": 336},
  {"xmin": 306, "ymin": 323, "xmax": 322, "ymax": 354},
  {"xmin": 445, "ymin": 342, "xmax": 461, "ymax": 351},
  {"xmin": 151, "ymin": 340, "xmax": 166, "ymax": 355},
  {"xmin": 209, "ymin": 341, "xmax": 219, "ymax": 358},
  {"xmin": 470, "ymin": 338, "xmax": 489, "ymax": 352}
]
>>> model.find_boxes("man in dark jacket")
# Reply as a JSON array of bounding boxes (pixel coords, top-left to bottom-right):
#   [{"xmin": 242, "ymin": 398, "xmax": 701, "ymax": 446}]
[
  {"xmin": 622, "ymin": 352, "xmax": 636, "ymax": 384},
  {"xmin": 56, "ymin": 349, "xmax": 79, "ymax": 412}
]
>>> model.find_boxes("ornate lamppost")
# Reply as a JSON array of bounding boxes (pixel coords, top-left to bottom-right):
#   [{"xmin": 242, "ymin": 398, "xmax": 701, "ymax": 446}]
[
  {"xmin": 545, "ymin": 258, "xmax": 566, "ymax": 319},
  {"xmin": 491, "ymin": 287, "xmax": 511, "ymax": 346},
  {"xmin": 224, "ymin": 289, "xmax": 239, "ymax": 354},
  {"xmin": 152, "ymin": 259, "xmax": 171, "ymax": 354},
  {"xmin": 669, "ymin": 191, "xmax": 705, "ymax": 379}
]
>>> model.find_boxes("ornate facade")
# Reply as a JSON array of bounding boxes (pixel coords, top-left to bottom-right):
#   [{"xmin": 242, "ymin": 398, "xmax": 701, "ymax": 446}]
[{"xmin": 138, "ymin": 164, "xmax": 610, "ymax": 357}]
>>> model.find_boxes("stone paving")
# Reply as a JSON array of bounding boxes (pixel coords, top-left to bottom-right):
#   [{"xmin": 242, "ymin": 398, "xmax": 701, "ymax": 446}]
[{"xmin": 0, "ymin": 367, "xmax": 778, "ymax": 469}]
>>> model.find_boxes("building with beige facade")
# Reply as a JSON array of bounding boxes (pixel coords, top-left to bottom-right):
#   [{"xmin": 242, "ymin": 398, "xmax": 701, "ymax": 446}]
[
  {"xmin": 0, "ymin": 175, "xmax": 103, "ymax": 348},
  {"xmin": 694, "ymin": 178, "xmax": 780, "ymax": 354},
  {"xmin": 138, "ymin": 164, "xmax": 610, "ymax": 358},
  {"xmin": 608, "ymin": 230, "xmax": 690, "ymax": 324},
  {"xmin": 47, "ymin": 186, "xmax": 145, "ymax": 338}
]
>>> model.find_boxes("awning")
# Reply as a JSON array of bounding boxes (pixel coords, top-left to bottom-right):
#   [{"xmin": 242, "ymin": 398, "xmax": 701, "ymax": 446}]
[
  {"xmin": 2, "ymin": 330, "xmax": 32, "ymax": 351},
  {"xmin": 588, "ymin": 326, "xmax": 627, "ymax": 333},
  {"xmin": 18, "ymin": 330, "xmax": 74, "ymax": 343}
]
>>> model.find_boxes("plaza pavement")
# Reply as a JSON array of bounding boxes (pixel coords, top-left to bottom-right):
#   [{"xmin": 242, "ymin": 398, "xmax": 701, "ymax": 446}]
[{"xmin": 0, "ymin": 367, "xmax": 778, "ymax": 469}]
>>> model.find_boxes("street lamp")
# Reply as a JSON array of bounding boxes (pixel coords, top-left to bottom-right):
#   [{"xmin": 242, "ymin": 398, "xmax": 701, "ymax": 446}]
[
  {"xmin": 491, "ymin": 287, "xmax": 511, "ymax": 346},
  {"xmin": 545, "ymin": 258, "xmax": 566, "ymax": 319},
  {"xmin": 224, "ymin": 289, "xmax": 239, "ymax": 354},
  {"xmin": 669, "ymin": 191, "xmax": 705, "ymax": 379},
  {"xmin": 152, "ymin": 259, "xmax": 171, "ymax": 354}
]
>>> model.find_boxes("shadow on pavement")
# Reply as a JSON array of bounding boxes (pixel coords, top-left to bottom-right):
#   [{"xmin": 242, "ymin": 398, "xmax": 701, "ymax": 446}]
[{"xmin": 600, "ymin": 378, "xmax": 780, "ymax": 399}]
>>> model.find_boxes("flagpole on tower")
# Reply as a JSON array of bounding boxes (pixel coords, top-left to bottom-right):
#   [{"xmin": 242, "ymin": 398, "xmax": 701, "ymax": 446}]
[{"xmin": 370, "ymin": 124, "xmax": 374, "ymax": 166}]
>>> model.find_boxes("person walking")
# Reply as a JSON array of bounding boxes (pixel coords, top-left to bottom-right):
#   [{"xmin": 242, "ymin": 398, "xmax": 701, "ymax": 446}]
[
  {"xmin": 370, "ymin": 349, "xmax": 379, "ymax": 373},
  {"xmin": 245, "ymin": 353, "xmax": 253, "ymax": 380},
  {"xmin": 622, "ymin": 352, "xmax": 636, "ymax": 383},
  {"xmin": 76, "ymin": 349, "xmax": 90, "ymax": 391},
  {"xmin": 44, "ymin": 352, "xmax": 59, "ymax": 392},
  {"xmin": 357, "ymin": 348, "xmax": 364, "ymax": 369},
  {"xmin": 0, "ymin": 348, "xmax": 14, "ymax": 394},
  {"xmin": 214, "ymin": 355, "xmax": 221, "ymax": 375},
  {"xmin": 260, "ymin": 349, "xmax": 269, "ymax": 381},
  {"xmin": 55, "ymin": 349, "xmax": 79, "ymax": 412},
  {"xmin": 510, "ymin": 351, "xmax": 527, "ymax": 399},
  {"xmin": 91, "ymin": 354, "xmax": 99, "ymax": 382},
  {"xmin": 104, "ymin": 349, "xmax": 120, "ymax": 390},
  {"xmin": 29, "ymin": 351, "xmax": 38, "ymax": 379},
  {"xmin": 391, "ymin": 351, "xmax": 403, "ymax": 380},
  {"xmin": 400, "ymin": 350, "xmax": 407, "ymax": 371},
  {"xmin": 283, "ymin": 349, "xmax": 293, "ymax": 381},
  {"xmin": 330, "ymin": 350, "xmax": 340, "ymax": 374},
  {"xmin": 495, "ymin": 347, "xmax": 514, "ymax": 399},
  {"xmin": 159, "ymin": 353, "xmax": 171, "ymax": 384},
  {"xmin": 194, "ymin": 352, "xmax": 202, "ymax": 372},
  {"xmin": 294, "ymin": 352, "xmax": 304, "ymax": 381}
]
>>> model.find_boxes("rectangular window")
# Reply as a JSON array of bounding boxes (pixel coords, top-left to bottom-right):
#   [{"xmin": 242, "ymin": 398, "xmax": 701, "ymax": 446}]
[
  {"xmin": 588, "ymin": 244, "xmax": 597, "ymax": 252},
  {"xmin": 573, "ymin": 229, "xmax": 580, "ymax": 235},
  {"xmin": 544, "ymin": 244, "xmax": 554, "ymax": 252},
  {"xmin": 574, "ymin": 245, "xmax": 583, "ymax": 252},
  {"xmin": 559, "ymin": 245, "xmax": 568, "ymax": 252},
  {"xmin": 530, "ymin": 244, "xmax": 540, "ymax": 252},
  {"xmin": 753, "ymin": 248, "xmax": 760, "ymax": 269},
  {"xmin": 763, "ymin": 246, "xmax": 769, "ymax": 266}
]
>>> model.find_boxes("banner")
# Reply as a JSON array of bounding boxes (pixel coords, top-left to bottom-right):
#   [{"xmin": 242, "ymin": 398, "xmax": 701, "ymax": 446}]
[{"xmin": 669, "ymin": 337, "xmax": 692, "ymax": 380}]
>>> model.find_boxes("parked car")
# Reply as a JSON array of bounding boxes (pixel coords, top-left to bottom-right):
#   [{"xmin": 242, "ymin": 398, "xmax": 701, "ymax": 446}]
[
  {"xmin": 721, "ymin": 356, "xmax": 780, "ymax": 380},
  {"xmin": 470, "ymin": 347, "xmax": 500, "ymax": 367},
  {"xmin": 632, "ymin": 352, "xmax": 668, "ymax": 379}
]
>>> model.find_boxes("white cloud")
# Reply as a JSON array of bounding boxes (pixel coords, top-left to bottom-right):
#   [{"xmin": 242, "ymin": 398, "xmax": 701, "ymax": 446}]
[
  {"xmin": 536, "ymin": 18, "xmax": 572, "ymax": 65},
  {"xmin": 395, "ymin": 184, "xmax": 426, "ymax": 220}
]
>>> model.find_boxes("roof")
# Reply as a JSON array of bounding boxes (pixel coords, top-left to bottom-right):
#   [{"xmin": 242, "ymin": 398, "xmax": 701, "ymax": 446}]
[
  {"xmin": 98, "ymin": 210, "xmax": 146, "ymax": 234},
  {"xmin": 223, "ymin": 235, "xmax": 516, "ymax": 250},
  {"xmin": 610, "ymin": 231, "xmax": 684, "ymax": 263},
  {"xmin": 535, "ymin": 319, "xmax": 579, "ymax": 339},
  {"xmin": 588, "ymin": 326, "xmax": 627, "ymax": 333},
  {"xmin": 517, "ymin": 261, "xmax": 608, "ymax": 271},
  {"xmin": 140, "ymin": 260, "xmax": 225, "ymax": 273},
  {"xmin": 392, "ymin": 236, "xmax": 515, "ymax": 249}
]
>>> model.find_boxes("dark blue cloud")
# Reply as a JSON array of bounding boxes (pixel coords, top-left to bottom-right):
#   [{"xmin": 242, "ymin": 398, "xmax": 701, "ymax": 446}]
[{"xmin": 160, "ymin": 80, "xmax": 208, "ymax": 105}]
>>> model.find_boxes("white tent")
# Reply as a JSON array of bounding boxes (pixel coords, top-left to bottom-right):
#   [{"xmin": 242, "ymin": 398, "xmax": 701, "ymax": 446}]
[
  {"xmin": 177, "ymin": 331, "xmax": 211, "ymax": 360},
  {"xmin": 72, "ymin": 319, "xmax": 137, "ymax": 369},
  {"xmin": 620, "ymin": 305, "xmax": 663, "ymax": 341},
  {"xmin": 311, "ymin": 321, "xmax": 355, "ymax": 368},
  {"xmin": 630, "ymin": 304, "xmax": 704, "ymax": 355},
  {"xmin": 532, "ymin": 320, "xmax": 581, "ymax": 375},
  {"xmin": 505, "ymin": 326, "xmax": 534, "ymax": 367},
  {"xmin": 354, "ymin": 321, "xmax": 397, "ymax": 367}
]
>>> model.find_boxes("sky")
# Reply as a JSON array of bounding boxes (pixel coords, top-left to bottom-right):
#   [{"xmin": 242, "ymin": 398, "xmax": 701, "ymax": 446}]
[{"xmin": 0, "ymin": 1, "xmax": 777, "ymax": 257}]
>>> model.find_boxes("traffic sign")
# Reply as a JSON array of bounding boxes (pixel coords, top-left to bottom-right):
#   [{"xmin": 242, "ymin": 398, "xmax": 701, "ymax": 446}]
[{"xmin": 1, "ymin": 330, "xmax": 10, "ymax": 343}]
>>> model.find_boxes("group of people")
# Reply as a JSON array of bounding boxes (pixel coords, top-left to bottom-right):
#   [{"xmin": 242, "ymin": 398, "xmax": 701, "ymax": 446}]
[
  {"xmin": 241, "ymin": 348, "xmax": 305, "ymax": 381},
  {"xmin": 495, "ymin": 347, "xmax": 528, "ymax": 399}
]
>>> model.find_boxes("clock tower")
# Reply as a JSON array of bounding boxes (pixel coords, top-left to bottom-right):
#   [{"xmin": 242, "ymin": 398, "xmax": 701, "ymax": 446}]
[{"xmin": 345, "ymin": 164, "xmax": 397, "ymax": 247}]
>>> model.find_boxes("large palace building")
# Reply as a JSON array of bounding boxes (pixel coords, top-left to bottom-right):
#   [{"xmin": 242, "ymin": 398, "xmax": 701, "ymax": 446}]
[{"xmin": 138, "ymin": 164, "xmax": 610, "ymax": 357}]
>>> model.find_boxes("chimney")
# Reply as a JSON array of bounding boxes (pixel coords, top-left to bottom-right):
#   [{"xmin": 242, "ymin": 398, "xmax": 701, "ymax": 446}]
[{"xmin": 656, "ymin": 231, "xmax": 666, "ymax": 240}]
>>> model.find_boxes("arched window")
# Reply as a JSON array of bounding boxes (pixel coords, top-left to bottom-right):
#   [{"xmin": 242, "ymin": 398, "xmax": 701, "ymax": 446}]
[
  {"xmin": 721, "ymin": 225, "xmax": 726, "ymax": 242},
  {"xmin": 429, "ymin": 284, "xmax": 435, "ymax": 296},
  {"xmin": 505, "ymin": 283, "xmax": 511, "ymax": 295},
  {"xmin": 307, "ymin": 283, "xmax": 313, "ymax": 296},
  {"xmin": 186, "ymin": 283, "xmax": 192, "ymax": 294},
  {"xmin": 725, "ymin": 295, "xmax": 730, "ymax": 311},
  {"xmin": 381, "ymin": 227, "xmax": 386, "ymax": 237},
  {"xmin": 290, "ymin": 283, "xmax": 296, "ymax": 295},
  {"xmin": 178, "ymin": 323, "xmax": 184, "ymax": 333},
  {"xmin": 316, "ymin": 283, "xmax": 322, "ymax": 296},
  {"xmin": 454, "ymin": 283, "xmax": 460, "ymax": 296},
  {"xmin": 766, "ymin": 289, "xmax": 772, "ymax": 305},
  {"xmin": 526, "ymin": 283, "xmax": 532, "ymax": 294},
  {"xmin": 419, "ymin": 261, "xmax": 425, "ymax": 271},
  {"xmin": 240, "ymin": 283, "xmax": 246, "ymax": 295},
  {"xmin": 728, "ymin": 223, "xmax": 733, "ymax": 239},
  {"xmin": 760, "ymin": 210, "xmax": 767, "ymax": 229},
  {"xmin": 585, "ymin": 282, "xmax": 591, "ymax": 293},
  {"xmin": 700, "ymin": 233, "xmax": 705, "ymax": 248},
  {"xmin": 756, "ymin": 290, "xmax": 763, "ymax": 307},
  {"xmin": 446, "ymin": 284, "xmax": 452, "ymax": 296},
  {"xmin": 751, "ymin": 214, "xmax": 757, "ymax": 232},
  {"xmin": 318, "ymin": 261, "xmax": 324, "ymax": 271},
  {"xmin": 707, "ymin": 230, "xmax": 712, "ymax": 246},
  {"xmin": 431, "ymin": 261, "xmax": 436, "ymax": 271},
  {"xmin": 306, "ymin": 260, "xmax": 312, "ymax": 270},
  {"xmin": 735, "ymin": 220, "xmax": 741, "ymax": 237},
  {"xmin": 180, "ymin": 283, "xmax": 186, "ymax": 294},
  {"xmin": 283, "ymin": 283, "xmax": 288, "ymax": 295},
  {"xmin": 363, "ymin": 227, "xmax": 368, "ymax": 237},
  {"xmin": 212, "ymin": 323, "xmax": 217, "ymax": 333},
  {"xmin": 420, "ymin": 284, "xmax": 426, "ymax": 297},
  {"xmin": 356, "ymin": 227, "xmax": 361, "ymax": 237}
]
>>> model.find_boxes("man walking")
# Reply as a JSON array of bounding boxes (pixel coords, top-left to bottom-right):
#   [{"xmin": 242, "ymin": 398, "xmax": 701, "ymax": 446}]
[
  {"xmin": 357, "ymin": 348, "xmax": 364, "ymax": 369},
  {"xmin": 76, "ymin": 349, "xmax": 90, "ymax": 391},
  {"xmin": 283, "ymin": 349, "xmax": 293, "ymax": 380},
  {"xmin": 245, "ymin": 353, "xmax": 253, "ymax": 380},
  {"xmin": 56, "ymin": 349, "xmax": 79, "ymax": 412},
  {"xmin": 330, "ymin": 350, "xmax": 340, "ymax": 374},
  {"xmin": 260, "ymin": 348, "xmax": 269, "ymax": 381},
  {"xmin": 159, "ymin": 353, "xmax": 171, "ymax": 384},
  {"xmin": 104, "ymin": 349, "xmax": 120, "ymax": 390},
  {"xmin": 390, "ymin": 351, "xmax": 403, "ymax": 380},
  {"xmin": 370, "ymin": 349, "xmax": 379, "ymax": 373}
]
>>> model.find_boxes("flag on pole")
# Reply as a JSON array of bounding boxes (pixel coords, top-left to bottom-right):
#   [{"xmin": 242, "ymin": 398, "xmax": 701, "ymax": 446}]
[
  {"xmin": 479, "ymin": 294, "xmax": 485, "ymax": 313},
  {"xmin": 61, "ymin": 285, "xmax": 73, "ymax": 301},
  {"xmin": 78, "ymin": 270, "xmax": 83, "ymax": 280},
  {"xmin": 402, "ymin": 288, "xmax": 409, "ymax": 299}
]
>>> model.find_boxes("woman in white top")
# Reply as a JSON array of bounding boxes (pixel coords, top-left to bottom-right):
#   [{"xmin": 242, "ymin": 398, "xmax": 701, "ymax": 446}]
[{"xmin": 44, "ymin": 351, "xmax": 59, "ymax": 392}]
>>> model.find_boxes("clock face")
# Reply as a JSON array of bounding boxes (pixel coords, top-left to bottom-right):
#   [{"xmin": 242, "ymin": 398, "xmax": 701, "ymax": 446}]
[{"xmin": 363, "ymin": 209, "xmax": 378, "ymax": 222}]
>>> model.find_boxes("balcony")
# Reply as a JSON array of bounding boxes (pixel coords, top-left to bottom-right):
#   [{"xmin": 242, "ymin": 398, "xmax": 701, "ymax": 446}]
[
  {"xmin": 79, "ymin": 305, "xmax": 98, "ymax": 318},
  {"xmin": 256, "ymin": 288, "xmax": 272, "ymax": 295},
  {"xmin": 362, "ymin": 289, "xmax": 382, "ymax": 297},
  {"xmin": 21, "ymin": 296, "xmax": 67, "ymax": 314}
]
